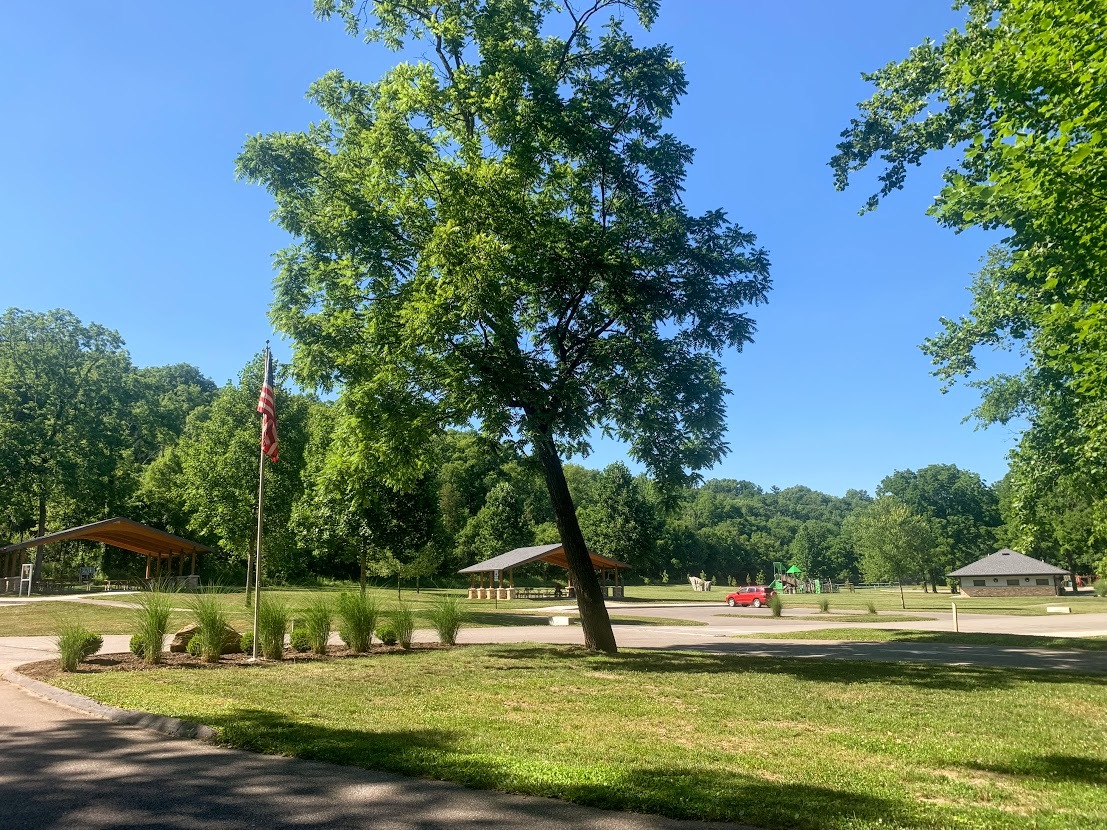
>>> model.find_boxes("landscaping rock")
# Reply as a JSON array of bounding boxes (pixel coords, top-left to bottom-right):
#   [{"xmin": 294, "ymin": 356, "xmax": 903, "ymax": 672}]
[
  {"xmin": 221, "ymin": 627, "xmax": 244, "ymax": 654},
  {"xmin": 170, "ymin": 624, "xmax": 244, "ymax": 654},
  {"xmin": 169, "ymin": 624, "xmax": 198, "ymax": 653}
]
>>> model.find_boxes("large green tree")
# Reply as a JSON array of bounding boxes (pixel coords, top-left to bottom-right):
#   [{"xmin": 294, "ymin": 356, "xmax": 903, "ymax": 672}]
[
  {"xmin": 0, "ymin": 309, "xmax": 133, "ymax": 581},
  {"xmin": 831, "ymin": 0, "xmax": 1107, "ymax": 532},
  {"xmin": 877, "ymin": 464, "xmax": 1001, "ymax": 588},
  {"xmin": 238, "ymin": 0, "xmax": 771, "ymax": 651}
]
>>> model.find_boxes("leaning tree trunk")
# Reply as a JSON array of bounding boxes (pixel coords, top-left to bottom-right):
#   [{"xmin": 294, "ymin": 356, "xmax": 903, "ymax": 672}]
[{"xmin": 531, "ymin": 430, "xmax": 618, "ymax": 654}]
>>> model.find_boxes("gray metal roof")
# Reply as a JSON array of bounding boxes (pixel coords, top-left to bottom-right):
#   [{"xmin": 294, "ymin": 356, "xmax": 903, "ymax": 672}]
[
  {"xmin": 458, "ymin": 543, "xmax": 630, "ymax": 574},
  {"xmin": 947, "ymin": 549, "xmax": 1068, "ymax": 578}
]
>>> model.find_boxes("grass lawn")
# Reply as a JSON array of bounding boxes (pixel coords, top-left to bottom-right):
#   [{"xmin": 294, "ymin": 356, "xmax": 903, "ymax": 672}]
[
  {"xmin": 769, "ymin": 589, "xmax": 1106, "ymax": 616},
  {"xmin": 0, "ymin": 601, "xmax": 189, "ymax": 636},
  {"xmin": 0, "ymin": 595, "xmax": 704, "ymax": 637},
  {"xmin": 714, "ymin": 613, "xmax": 935, "ymax": 624},
  {"xmin": 735, "ymin": 627, "xmax": 1107, "ymax": 651},
  {"xmin": 49, "ymin": 644, "xmax": 1107, "ymax": 830}
]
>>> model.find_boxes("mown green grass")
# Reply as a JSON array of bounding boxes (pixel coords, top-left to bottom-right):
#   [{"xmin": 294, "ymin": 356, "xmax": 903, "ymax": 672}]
[
  {"xmin": 0, "ymin": 595, "xmax": 704, "ymax": 637},
  {"xmin": 715, "ymin": 612, "xmax": 935, "ymax": 623},
  {"xmin": 0, "ymin": 601, "xmax": 189, "ymax": 636},
  {"xmin": 735, "ymin": 627, "xmax": 1107, "ymax": 651},
  {"xmin": 50, "ymin": 644, "xmax": 1107, "ymax": 830},
  {"xmin": 768, "ymin": 589, "xmax": 1106, "ymax": 616}
]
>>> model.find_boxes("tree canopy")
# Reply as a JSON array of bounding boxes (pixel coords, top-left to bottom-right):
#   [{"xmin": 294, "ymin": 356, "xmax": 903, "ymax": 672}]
[
  {"xmin": 831, "ymin": 0, "xmax": 1107, "ymax": 539},
  {"xmin": 237, "ymin": 0, "xmax": 771, "ymax": 651}
]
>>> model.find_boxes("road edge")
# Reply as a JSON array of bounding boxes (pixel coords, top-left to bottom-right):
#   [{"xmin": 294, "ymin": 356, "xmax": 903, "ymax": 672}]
[{"xmin": 2, "ymin": 666, "xmax": 216, "ymax": 741}]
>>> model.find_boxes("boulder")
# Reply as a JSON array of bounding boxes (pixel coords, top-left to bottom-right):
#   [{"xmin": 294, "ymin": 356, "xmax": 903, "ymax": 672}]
[
  {"xmin": 169, "ymin": 624, "xmax": 198, "ymax": 653},
  {"xmin": 170, "ymin": 623, "xmax": 244, "ymax": 654},
  {"xmin": 220, "ymin": 627, "xmax": 244, "ymax": 654}
]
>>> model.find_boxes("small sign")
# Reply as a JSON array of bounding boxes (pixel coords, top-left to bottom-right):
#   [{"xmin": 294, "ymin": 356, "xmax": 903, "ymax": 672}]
[
  {"xmin": 79, "ymin": 566, "xmax": 95, "ymax": 582},
  {"xmin": 18, "ymin": 563, "xmax": 33, "ymax": 597}
]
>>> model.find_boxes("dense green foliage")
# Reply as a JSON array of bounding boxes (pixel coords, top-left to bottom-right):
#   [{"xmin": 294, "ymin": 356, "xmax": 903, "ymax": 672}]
[{"xmin": 831, "ymin": 0, "xmax": 1107, "ymax": 569}]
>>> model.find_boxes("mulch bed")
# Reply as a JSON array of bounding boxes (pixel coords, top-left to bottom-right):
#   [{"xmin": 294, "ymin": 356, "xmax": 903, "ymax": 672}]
[{"xmin": 19, "ymin": 644, "xmax": 444, "ymax": 682}]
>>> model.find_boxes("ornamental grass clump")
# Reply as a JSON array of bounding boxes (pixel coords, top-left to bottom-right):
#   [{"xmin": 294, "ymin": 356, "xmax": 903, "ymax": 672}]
[
  {"xmin": 388, "ymin": 602, "xmax": 416, "ymax": 650},
  {"xmin": 818, "ymin": 596, "xmax": 830, "ymax": 613},
  {"xmin": 301, "ymin": 597, "xmax": 333, "ymax": 655},
  {"xmin": 133, "ymin": 586, "xmax": 174, "ymax": 665},
  {"xmin": 336, "ymin": 592, "xmax": 378, "ymax": 652},
  {"xmin": 866, "ymin": 600, "xmax": 879, "ymax": 615},
  {"xmin": 257, "ymin": 597, "xmax": 289, "ymax": 660},
  {"xmin": 769, "ymin": 594, "xmax": 783, "ymax": 618},
  {"xmin": 56, "ymin": 621, "xmax": 102, "ymax": 672},
  {"xmin": 427, "ymin": 594, "xmax": 467, "ymax": 646},
  {"xmin": 189, "ymin": 590, "xmax": 231, "ymax": 663}
]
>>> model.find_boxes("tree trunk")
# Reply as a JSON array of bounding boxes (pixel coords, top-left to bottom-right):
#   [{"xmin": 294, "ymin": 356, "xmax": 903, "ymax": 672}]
[
  {"xmin": 359, "ymin": 541, "xmax": 367, "ymax": 598},
  {"xmin": 32, "ymin": 491, "xmax": 47, "ymax": 589},
  {"xmin": 532, "ymin": 430, "xmax": 618, "ymax": 653},
  {"xmin": 898, "ymin": 579, "xmax": 905, "ymax": 610}
]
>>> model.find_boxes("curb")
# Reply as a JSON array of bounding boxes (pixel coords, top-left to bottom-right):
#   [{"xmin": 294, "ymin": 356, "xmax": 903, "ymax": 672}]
[{"xmin": 2, "ymin": 666, "xmax": 216, "ymax": 741}]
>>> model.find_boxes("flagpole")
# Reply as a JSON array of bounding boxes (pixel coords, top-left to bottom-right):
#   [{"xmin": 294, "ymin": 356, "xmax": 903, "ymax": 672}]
[{"xmin": 251, "ymin": 343, "xmax": 270, "ymax": 660}]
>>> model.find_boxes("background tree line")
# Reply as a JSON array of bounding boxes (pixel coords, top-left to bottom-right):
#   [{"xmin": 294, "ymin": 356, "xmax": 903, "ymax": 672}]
[{"xmin": 8, "ymin": 306, "xmax": 1102, "ymax": 589}]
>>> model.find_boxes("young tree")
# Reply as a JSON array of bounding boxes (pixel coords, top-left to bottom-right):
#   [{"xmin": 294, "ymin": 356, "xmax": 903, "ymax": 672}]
[
  {"xmin": 877, "ymin": 464, "xmax": 1001, "ymax": 588},
  {"xmin": 849, "ymin": 497, "xmax": 934, "ymax": 608},
  {"xmin": 237, "ymin": 0, "xmax": 771, "ymax": 651}
]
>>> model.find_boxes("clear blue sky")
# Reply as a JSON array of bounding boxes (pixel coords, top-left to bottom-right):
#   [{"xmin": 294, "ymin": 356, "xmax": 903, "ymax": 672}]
[{"xmin": 0, "ymin": 2, "xmax": 1021, "ymax": 496}]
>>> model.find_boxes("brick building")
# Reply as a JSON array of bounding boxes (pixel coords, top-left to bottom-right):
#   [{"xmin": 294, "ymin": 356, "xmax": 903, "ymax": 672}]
[{"xmin": 948, "ymin": 549, "xmax": 1068, "ymax": 597}]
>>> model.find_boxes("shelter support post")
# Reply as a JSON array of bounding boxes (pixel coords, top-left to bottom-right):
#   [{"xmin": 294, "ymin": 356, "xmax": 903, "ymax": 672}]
[
  {"xmin": 191, "ymin": 551, "xmax": 197, "ymax": 576},
  {"xmin": 145, "ymin": 554, "xmax": 151, "ymax": 579},
  {"xmin": 178, "ymin": 552, "xmax": 185, "ymax": 577}
]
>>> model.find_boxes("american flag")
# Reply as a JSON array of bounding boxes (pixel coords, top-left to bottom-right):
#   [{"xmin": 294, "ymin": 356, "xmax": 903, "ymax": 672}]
[{"xmin": 257, "ymin": 349, "xmax": 279, "ymax": 463}]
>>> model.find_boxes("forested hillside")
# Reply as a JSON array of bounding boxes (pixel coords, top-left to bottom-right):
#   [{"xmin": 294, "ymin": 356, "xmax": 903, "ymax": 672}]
[{"xmin": 5, "ymin": 308, "xmax": 1102, "ymax": 587}]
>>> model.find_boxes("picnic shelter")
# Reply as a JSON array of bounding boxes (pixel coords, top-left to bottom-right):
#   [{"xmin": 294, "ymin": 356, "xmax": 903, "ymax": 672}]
[{"xmin": 459, "ymin": 543, "xmax": 630, "ymax": 600}]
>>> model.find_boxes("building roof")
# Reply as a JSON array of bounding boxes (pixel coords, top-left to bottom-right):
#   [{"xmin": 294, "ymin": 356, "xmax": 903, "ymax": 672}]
[
  {"xmin": 0, "ymin": 517, "xmax": 209, "ymax": 559},
  {"xmin": 458, "ymin": 543, "xmax": 630, "ymax": 574},
  {"xmin": 947, "ymin": 549, "xmax": 1068, "ymax": 578}
]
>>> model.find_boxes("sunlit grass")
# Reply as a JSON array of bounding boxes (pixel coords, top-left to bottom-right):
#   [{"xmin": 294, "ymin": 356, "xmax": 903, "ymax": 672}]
[
  {"xmin": 51, "ymin": 644, "xmax": 1107, "ymax": 830},
  {"xmin": 734, "ymin": 627, "xmax": 1107, "ymax": 651}
]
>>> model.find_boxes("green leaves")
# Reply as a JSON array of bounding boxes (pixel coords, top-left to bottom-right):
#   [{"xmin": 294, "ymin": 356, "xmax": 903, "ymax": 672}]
[
  {"xmin": 242, "ymin": 1, "xmax": 771, "ymax": 490},
  {"xmin": 835, "ymin": 0, "xmax": 1107, "ymax": 534}
]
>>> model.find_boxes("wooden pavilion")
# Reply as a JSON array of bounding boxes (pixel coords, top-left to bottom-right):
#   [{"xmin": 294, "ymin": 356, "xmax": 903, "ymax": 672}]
[
  {"xmin": 0, "ymin": 517, "xmax": 209, "ymax": 590},
  {"xmin": 459, "ymin": 543, "xmax": 630, "ymax": 600}
]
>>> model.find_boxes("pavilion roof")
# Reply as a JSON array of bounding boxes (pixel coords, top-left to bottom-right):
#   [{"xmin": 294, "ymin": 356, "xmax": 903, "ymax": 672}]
[
  {"xmin": 458, "ymin": 543, "xmax": 630, "ymax": 574},
  {"xmin": 0, "ymin": 517, "xmax": 209, "ymax": 559}
]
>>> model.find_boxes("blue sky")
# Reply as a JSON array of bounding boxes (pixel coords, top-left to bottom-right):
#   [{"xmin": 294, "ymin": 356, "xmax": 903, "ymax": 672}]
[{"xmin": 0, "ymin": 2, "xmax": 1022, "ymax": 496}]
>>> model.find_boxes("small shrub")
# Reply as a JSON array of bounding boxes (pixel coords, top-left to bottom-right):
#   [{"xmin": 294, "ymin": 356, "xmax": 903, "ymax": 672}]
[
  {"xmin": 189, "ymin": 591, "xmax": 230, "ymax": 663},
  {"xmin": 129, "ymin": 633, "xmax": 146, "ymax": 657},
  {"xmin": 240, "ymin": 630, "xmax": 253, "ymax": 654},
  {"xmin": 866, "ymin": 601, "xmax": 878, "ymax": 615},
  {"xmin": 288, "ymin": 629, "xmax": 311, "ymax": 652},
  {"xmin": 818, "ymin": 597, "xmax": 830, "ymax": 613},
  {"xmin": 1094, "ymin": 581, "xmax": 1107, "ymax": 598},
  {"xmin": 56, "ymin": 622, "xmax": 102, "ymax": 672},
  {"xmin": 769, "ymin": 594, "xmax": 783, "ymax": 617},
  {"xmin": 257, "ymin": 598, "xmax": 289, "ymax": 660},
  {"xmin": 375, "ymin": 622, "xmax": 398, "ymax": 646},
  {"xmin": 661, "ymin": 570, "xmax": 669, "ymax": 584},
  {"xmin": 427, "ymin": 594, "xmax": 467, "ymax": 646},
  {"xmin": 300, "ymin": 597, "xmax": 333, "ymax": 655},
  {"xmin": 133, "ymin": 586, "xmax": 174, "ymax": 665},
  {"xmin": 186, "ymin": 635, "xmax": 203, "ymax": 656},
  {"xmin": 337, "ymin": 592, "xmax": 378, "ymax": 653},
  {"xmin": 388, "ymin": 602, "xmax": 416, "ymax": 649}
]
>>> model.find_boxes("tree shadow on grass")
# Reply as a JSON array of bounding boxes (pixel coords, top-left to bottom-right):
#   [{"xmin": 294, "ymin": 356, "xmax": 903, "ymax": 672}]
[
  {"xmin": 965, "ymin": 754, "xmax": 1107, "ymax": 786},
  {"xmin": 0, "ymin": 703, "xmax": 948, "ymax": 830},
  {"xmin": 477, "ymin": 644, "xmax": 1106, "ymax": 691}
]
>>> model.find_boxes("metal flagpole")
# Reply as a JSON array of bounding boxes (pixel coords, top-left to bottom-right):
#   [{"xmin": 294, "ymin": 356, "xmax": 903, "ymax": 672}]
[{"xmin": 251, "ymin": 344, "xmax": 270, "ymax": 660}]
